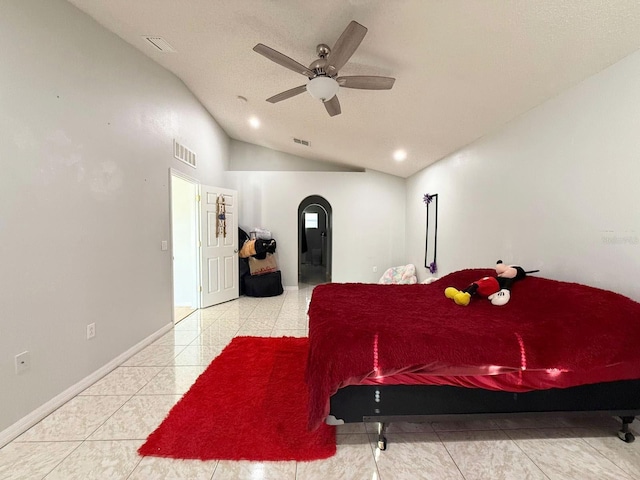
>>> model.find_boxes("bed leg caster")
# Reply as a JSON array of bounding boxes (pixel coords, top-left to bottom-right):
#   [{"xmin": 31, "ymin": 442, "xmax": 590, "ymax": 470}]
[
  {"xmin": 618, "ymin": 416, "xmax": 636, "ymax": 443},
  {"xmin": 377, "ymin": 422, "xmax": 388, "ymax": 451}
]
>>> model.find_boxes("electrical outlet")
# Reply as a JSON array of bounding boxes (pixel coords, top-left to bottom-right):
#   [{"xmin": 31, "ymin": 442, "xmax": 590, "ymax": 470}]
[
  {"xmin": 373, "ymin": 266, "xmax": 378, "ymax": 273},
  {"xmin": 86, "ymin": 323, "xmax": 96, "ymax": 340},
  {"xmin": 15, "ymin": 351, "xmax": 30, "ymax": 374}
]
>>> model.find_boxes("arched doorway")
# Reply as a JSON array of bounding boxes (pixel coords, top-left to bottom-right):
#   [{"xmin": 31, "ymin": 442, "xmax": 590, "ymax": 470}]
[{"xmin": 298, "ymin": 195, "xmax": 332, "ymax": 285}]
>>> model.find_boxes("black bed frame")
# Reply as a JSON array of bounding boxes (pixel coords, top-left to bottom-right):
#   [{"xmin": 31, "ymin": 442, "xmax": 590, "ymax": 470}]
[{"xmin": 328, "ymin": 379, "xmax": 640, "ymax": 449}]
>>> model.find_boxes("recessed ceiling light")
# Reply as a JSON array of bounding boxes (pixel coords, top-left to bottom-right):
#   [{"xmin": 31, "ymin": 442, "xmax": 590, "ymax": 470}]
[
  {"xmin": 393, "ymin": 149, "xmax": 407, "ymax": 161},
  {"xmin": 249, "ymin": 116, "xmax": 260, "ymax": 129}
]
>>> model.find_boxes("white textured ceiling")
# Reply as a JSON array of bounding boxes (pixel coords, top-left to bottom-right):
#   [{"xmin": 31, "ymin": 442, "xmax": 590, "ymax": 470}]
[{"xmin": 67, "ymin": 0, "xmax": 640, "ymax": 178}]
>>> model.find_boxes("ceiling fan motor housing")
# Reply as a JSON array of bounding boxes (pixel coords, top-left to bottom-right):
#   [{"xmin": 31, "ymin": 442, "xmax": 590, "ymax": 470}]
[
  {"xmin": 309, "ymin": 58, "xmax": 329, "ymax": 75},
  {"xmin": 310, "ymin": 45, "xmax": 337, "ymax": 77}
]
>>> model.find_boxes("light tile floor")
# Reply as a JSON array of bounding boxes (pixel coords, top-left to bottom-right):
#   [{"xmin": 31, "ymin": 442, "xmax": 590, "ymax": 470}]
[{"xmin": 2, "ymin": 285, "xmax": 640, "ymax": 479}]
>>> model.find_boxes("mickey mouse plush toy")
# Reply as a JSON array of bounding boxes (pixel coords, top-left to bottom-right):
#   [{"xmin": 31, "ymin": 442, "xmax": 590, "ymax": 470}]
[{"xmin": 445, "ymin": 260, "xmax": 538, "ymax": 306}]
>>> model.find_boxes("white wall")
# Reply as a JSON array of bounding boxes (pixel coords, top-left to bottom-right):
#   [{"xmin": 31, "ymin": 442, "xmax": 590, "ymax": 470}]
[
  {"xmin": 406, "ymin": 49, "xmax": 640, "ymax": 301},
  {"xmin": 230, "ymin": 139, "xmax": 364, "ymax": 172},
  {"xmin": 0, "ymin": 0, "xmax": 229, "ymax": 435},
  {"xmin": 226, "ymin": 168, "xmax": 407, "ymax": 286}
]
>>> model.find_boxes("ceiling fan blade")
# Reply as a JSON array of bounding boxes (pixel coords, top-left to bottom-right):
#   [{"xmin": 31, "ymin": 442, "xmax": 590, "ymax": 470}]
[
  {"xmin": 324, "ymin": 95, "xmax": 341, "ymax": 117},
  {"xmin": 253, "ymin": 44, "xmax": 314, "ymax": 77},
  {"xmin": 328, "ymin": 21, "xmax": 368, "ymax": 72},
  {"xmin": 266, "ymin": 85, "xmax": 307, "ymax": 103},
  {"xmin": 337, "ymin": 76, "xmax": 395, "ymax": 90}
]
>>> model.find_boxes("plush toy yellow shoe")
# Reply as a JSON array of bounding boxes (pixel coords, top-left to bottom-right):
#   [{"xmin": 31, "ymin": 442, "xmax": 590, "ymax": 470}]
[
  {"xmin": 445, "ymin": 287, "xmax": 471, "ymax": 306},
  {"xmin": 444, "ymin": 287, "xmax": 459, "ymax": 299},
  {"xmin": 453, "ymin": 291, "xmax": 471, "ymax": 306}
]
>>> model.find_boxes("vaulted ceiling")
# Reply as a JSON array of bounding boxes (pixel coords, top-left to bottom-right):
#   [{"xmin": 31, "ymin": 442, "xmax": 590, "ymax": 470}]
[{"xmin": 67, "ymin": 0, "xmax": 640, "ymax": 177}]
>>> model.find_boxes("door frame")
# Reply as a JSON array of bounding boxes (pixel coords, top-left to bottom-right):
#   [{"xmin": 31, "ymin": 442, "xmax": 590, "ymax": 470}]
[
  {"xmin": 169, "ymin": 168, "xmax": 201, "ymax": 321},
  {"xmin": 298, "ymin": 195, "xmax": 333, "ymax": 284}
]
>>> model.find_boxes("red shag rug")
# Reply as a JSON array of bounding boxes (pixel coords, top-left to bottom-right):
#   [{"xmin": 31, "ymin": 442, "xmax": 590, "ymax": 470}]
[{"xmin": 138, "ymin": 336, "xmax": 336, "ymax": 461}]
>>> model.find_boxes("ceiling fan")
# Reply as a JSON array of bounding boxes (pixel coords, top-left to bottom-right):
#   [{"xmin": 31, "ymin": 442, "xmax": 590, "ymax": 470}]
[{"xmin": 253, "ymin": 21, "xmax": 395, "ymax": 117}]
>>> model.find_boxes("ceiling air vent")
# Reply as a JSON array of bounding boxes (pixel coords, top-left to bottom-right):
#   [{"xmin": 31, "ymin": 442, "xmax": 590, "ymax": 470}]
[
  {"xmin": 142, "ymin": 36, "xmax": 176, "ymax": 53},
  {"xmin": 293, "ymin": 137, "xmax": 310, "ymax": 147},
  {"xmin": 174, "ymin": 140, "xmax": 196, "ymax": 168}
]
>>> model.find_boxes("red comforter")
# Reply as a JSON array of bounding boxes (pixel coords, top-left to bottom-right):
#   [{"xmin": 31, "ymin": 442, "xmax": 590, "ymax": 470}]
[{"xmin": 305, "ymin": 269, "xmax": 640, "ymax": 429}]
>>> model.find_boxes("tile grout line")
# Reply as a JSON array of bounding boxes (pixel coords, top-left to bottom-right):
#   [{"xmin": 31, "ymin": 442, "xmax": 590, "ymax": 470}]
[
  {"xmin": 435, "ymin": 429, "xmax": 471, "ymax": 480},
  {"xmin": 501, "ymin": 428, "xmax": 552, "ymax": 480}
]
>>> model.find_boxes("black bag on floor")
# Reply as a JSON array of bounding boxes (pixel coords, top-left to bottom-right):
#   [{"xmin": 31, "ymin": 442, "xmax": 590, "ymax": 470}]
[{"xmin": 244, "ymin": 271, "xmax": 284, "ymax": 297}]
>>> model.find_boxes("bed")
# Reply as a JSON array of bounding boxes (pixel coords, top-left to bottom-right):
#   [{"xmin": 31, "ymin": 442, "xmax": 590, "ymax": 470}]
[{"xmin": 305, "ymin": 269, "xmax": 640, "ymax": 449}]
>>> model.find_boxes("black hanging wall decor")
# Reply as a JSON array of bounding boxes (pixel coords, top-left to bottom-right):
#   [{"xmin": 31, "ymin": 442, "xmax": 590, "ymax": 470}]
[{"xmin": 423, "ymin": 193, "xmax": 438, "ymax": 274}]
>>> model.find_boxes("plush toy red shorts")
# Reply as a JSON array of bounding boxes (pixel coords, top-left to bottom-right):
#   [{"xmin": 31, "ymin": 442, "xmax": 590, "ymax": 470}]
[{"xmin": 475, "ymin": 276, "xmax": 501, "ymax": 297}]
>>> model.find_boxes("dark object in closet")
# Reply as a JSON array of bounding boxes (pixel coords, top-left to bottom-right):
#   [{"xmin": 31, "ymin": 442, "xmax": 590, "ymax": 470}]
[
  {"xmin": 238, "ymin": 227, "xmax": 283, "ymax": 297},
  {"xmin": 239, "ymin": 228, "xmax": 251, "ymax": 295},
  {"xmin": 244, "ymin": 271, "xmax": 284, "ymax": 297},
  {"xmin": 254, "ymin": 239, "xmax": 277, "ymax": 260},
  {"xmin": 239, "ymin": 238, "xmax": 277, "ymax": 260}
]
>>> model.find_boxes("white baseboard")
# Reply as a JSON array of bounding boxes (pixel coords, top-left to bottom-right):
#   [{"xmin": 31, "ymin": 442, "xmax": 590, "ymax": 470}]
[
  {"xmin": 0, "ymin": 322, "xmax": 173, "ymax": 448},
  {"xmin": 283, "ymin": 285, "xmax": 299, "ymax": 291}
]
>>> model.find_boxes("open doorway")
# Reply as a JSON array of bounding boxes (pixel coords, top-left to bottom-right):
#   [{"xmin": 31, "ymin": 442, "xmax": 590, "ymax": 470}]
[
  {"xmin": 298, "ymin": 195, "xmax": 332, "ymax": 286},
  {"xmin": 170, "ymin": 171, "xmax": 199, "ymax": 323}
]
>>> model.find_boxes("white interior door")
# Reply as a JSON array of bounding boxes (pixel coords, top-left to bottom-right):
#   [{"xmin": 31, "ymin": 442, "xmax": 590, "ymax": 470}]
[{"xmin": 200, "ymin": 186, "xmax": 238, "ymax": 308}]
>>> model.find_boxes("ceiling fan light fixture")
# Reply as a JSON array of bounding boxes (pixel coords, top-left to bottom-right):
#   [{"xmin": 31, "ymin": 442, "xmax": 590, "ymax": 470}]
[{"xmin": 307, "ymin": 76, "xmax": 339, "ymax": 102}]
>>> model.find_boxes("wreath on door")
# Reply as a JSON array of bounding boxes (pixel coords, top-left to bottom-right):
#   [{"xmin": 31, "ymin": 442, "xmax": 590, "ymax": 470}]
[{"xmin": 216, "ymin": 194, "xmax": 227, "ymax": 238}]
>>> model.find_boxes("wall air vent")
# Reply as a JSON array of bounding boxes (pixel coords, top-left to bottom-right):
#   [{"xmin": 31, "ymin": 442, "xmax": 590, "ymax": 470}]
[
  {"xmin": 293, "ymin": 138, "xmax": 310, "ymax": 147},
  {"xmin": 174, "ymin": 140, "xmax": 196, "ymax": 168},
  {"xmin": 142, "ymin": 36, "xmax": 176, "ymax": 53}
]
